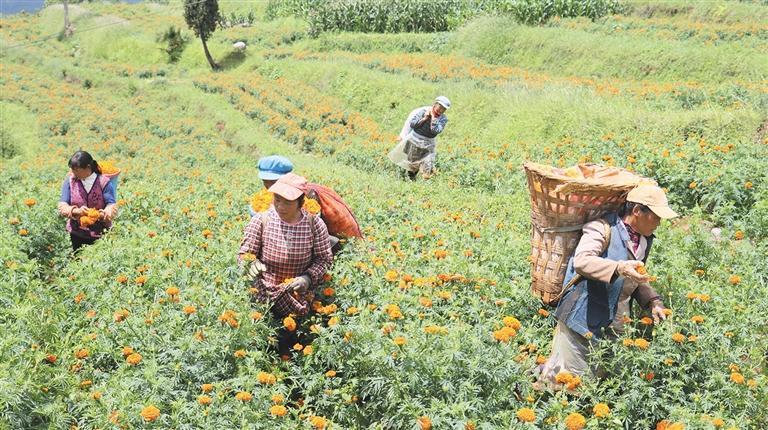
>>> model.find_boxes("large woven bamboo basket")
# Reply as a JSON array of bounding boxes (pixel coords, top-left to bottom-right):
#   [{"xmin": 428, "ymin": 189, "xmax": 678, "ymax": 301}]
[{"xmin": 523, "ymin": 162, "xmax": 655, "ymax": 306}]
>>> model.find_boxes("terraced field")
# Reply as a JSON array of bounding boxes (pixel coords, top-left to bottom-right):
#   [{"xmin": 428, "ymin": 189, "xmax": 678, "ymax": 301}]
[{"xmin": 1, "ymin": 1, "xmax": 766, "ymax": 428}]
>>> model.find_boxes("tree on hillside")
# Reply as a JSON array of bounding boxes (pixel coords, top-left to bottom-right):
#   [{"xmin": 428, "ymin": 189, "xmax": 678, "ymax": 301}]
[
  {"xmin": 183, "ymin": 0, "xmax": 220, "ymax": 70},
  {"xmin": 63, "ymin": 0, "xmax": 74, "ymax": 38}
]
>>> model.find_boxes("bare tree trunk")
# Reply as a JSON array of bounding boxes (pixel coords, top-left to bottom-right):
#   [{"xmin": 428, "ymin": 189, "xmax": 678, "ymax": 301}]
[
  {"xmin": 63, "ymin": 0, "xmax": 74, "ymax": 37},
  {"xmin": 200, "ymin": 35, "xmax": 218, "ymax": 70}
]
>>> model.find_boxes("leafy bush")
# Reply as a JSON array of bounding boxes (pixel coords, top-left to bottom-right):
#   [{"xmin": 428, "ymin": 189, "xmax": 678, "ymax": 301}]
[{"xmin": 157, "ymin": 26, "xmax": 188, "ymax": 63}]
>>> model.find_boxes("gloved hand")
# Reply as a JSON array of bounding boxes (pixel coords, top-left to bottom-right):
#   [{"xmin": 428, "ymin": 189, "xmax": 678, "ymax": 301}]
[
  {"xmin": 650, "ymin": 300, "xmax": 667, "ymax": 324},
  {"xmin": 244, "ymin": 259, "xmax": 266, "ymax": 282},
  {"xmin": 616, "ymin": 260, "xmax": 650, "ymax": 283},
  {"xmin": 288, "ymin": 275, "xmax": 311, "ymax": 294}
]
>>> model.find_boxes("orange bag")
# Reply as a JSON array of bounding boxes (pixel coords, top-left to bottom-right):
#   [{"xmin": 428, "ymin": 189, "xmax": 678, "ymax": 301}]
[{"xmin": 306, "ymin": 183, "xmax": 362, "ymax": 239}]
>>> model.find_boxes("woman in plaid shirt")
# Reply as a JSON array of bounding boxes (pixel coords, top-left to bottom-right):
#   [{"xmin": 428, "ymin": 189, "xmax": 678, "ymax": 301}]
[{"xmin": 238, "ymin": 173, "xmax": 333, "ymax": 318}]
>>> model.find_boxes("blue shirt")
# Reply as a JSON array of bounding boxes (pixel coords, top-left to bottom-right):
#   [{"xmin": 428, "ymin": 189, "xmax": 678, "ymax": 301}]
[{"xmin": 59, "ymin": 177, "xmax": 116, "ymax": 205}]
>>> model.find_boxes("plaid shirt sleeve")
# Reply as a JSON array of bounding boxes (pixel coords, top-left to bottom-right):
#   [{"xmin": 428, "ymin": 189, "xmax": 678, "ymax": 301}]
[
  {"xmin": 305, "ymin": 215, "xmax": 333, "ymax": 286},
  {"xmin": 237, "ymin": 215, "xmax": 262, "ymax": 263}
]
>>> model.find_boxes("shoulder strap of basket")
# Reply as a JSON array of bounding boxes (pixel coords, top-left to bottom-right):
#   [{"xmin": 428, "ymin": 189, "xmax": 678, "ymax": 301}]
[
  {"xmin": 552, "ymin": 219, "xmax": 612, "ymax": 303},
  {"xmin": 259, "ymin": 211, "xmax": 270, "ymax": 258},
  {"xmin": 308, "ymin": 213, "xmax": 317, "ymax": 251}
]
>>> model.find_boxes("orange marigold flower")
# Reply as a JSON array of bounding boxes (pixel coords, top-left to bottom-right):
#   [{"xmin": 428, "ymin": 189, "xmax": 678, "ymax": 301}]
[
  {"xmin": 688, "ymin": 181, "xmax": 697, "ymax": 189},
  {"xmin": 417, "ymin": 416, "xmax": 432, "ymax": 430},
  {"xmin": 639, "ymin": 316, "xmax": 654, "ymax": 325},
  {"xmin": 75, "ymin": 348, "xmax": 89, "ymax": 359},
  {"xmin": 24, "ymin": 198, "xmax": 37, "ymax": 207},
  {"xmin": 116, "ymin": 275, "xmax": 128, "ymax": 283},
  {"xmin": 235, "ymin": 391, "xmax": 253, "ymax": 402},
  {"xmin": 593, "ymin": 403, "xmax": 611, "ymax": 418},
  {"xmin": 92, "ymin": 391, "xmax": 102, "ymax": 400},
  {"xmin": 250, "ymin": 311, "xmax": 263, "ymax": 320},
  {"xmin": 672, "ymin": 333, "xmax": 686, "ymax": 343},
  {"xmin": 730, "ymin": 372, "xmax": 745, "ymax": 384},
  {"xmin": 384, "ymin": 270, "xmax": 399, "ymax": 282},
  {"xmin": 19, "ymin": 229, "xmax": 29, "ymax": 236},
  {"xmin": 303, "ymin": 345, "xmax": 314, "ymax": 356},
  {"xmin": 283, "ymin": 316, "xmax": 297, "ymax": 332},
  {"xmin": 493, "ymin": 326, "xmax": 517, "ymax": 343},
  {"xmin": 537, "ymin": 308, "xmax": 550, "ymax": 317},
  {"xmin": 393, "ymin": 336, "xmax": 407, "ymax": 346},
  {"xmin": 183, "ymin": 305, "xmax": 197, "ymax": 315},
  {"xmin": 734, "ymin": 230, "xmax": 745, "ymax": 240},
  {"xmin": 126, "ymin": 352, "xmax": 142, "ymax": 365},
  {"xmin": 729, "ymin": 275, "xmax": 741, "ymax": 285},
  {"xmin": 135, "ymin": 275, "xmax": 147, "ymax": 285},
  {"xmin": 634, "ymin": 338, "xmax": 650, "ymax": 350},
  {"xmin": 323, "ymin": 287, "xmax": 335, "ymax": 297},
  {"xmin": 140, "ymin": 405, "xmax": 160, "ymax": 422},
  {"xmin": 271, "ymin": 394, "xmax": 284, "ymax": 404},
  {"xmin": 201, "ymin": 383, "xmax": 214, "ymax": 392},
  {"xmin": 45, "ymin": 354, "xmax": 57, "ymax": 364},
  {"xmin": 198, "ymin": 395, "xmax": 212, "ymax": 406},
  {"xmin": 269, "ymin": 404, "xmax": 287, "ymax": 416},
  {"xmin": 234, "ymin": 349, "xmax": 247, "ymax": 358},
  {"xmin": 113, "ymin": 309, "xmax": 130, "ymax": 322},
  {"xmin": 516, "ymin": 407, "xmax": 536, "ymax": 422},
  {"xmin": 166, "ymin": 287, "xmax": 179, "ymax": 296},
  {"xmin": 691, "ymin": 315, "xmax": 705, "ymax": 324},
  {"xmin": 564, "ymin": 412, "xmax": 586, "ymax": 430},
  {"xmin": 325, "ymin": 370, "xmax": 337, "ymax": 377},
  {"xmin": 744, "ymin": 181, "xmax": 753, "ymax": 189},
  {"xmin": 555, "ymin": 371, "xmax": 575, "ymax": 385}
]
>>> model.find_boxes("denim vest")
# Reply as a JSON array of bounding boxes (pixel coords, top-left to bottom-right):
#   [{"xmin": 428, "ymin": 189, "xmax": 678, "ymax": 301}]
[{"xmin": 554, "ymin": 213, "xmax": 654, "ymax": 339}]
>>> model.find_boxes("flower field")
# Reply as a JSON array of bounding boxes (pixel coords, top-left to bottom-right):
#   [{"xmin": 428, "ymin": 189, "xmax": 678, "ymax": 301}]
[{"xmin": 1, "ymin": 1, "xmax": 766, "ymax": 429}]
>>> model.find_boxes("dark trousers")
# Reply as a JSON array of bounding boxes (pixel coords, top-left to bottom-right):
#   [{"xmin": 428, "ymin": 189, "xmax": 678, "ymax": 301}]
[{"xmin": 70, "ymin": 234, "xmax": 97, "ymax": 252}]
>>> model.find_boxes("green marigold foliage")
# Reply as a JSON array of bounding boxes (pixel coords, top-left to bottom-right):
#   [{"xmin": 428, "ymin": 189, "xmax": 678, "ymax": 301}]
[{"xmin": 266, "ymin": 0, "xmax": 624, "ymax": 35}]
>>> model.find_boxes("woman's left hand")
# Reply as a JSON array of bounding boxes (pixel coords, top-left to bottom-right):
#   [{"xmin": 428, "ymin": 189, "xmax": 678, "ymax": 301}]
[{"xmin": 651, "ymin": 302, "xmax": 667, "ymax": 324}]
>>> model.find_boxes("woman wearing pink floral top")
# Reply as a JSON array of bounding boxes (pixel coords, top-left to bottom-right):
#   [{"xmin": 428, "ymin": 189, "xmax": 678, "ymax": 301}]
[{"xmin": 238, "ymin": 173, "xmax": 333, "ymax": 317}]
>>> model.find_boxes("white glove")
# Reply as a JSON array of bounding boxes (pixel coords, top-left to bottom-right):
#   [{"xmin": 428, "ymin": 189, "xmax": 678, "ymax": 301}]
[
  {"xmin": 244, "ymin": 259, "xmax": 266, "ymax": 282},
  {"xmin": 288, "ymin": 275, "xmax": 311, "ymax": 293},
  {"xmin": 616, "ymin": 260, "xmax": 649, "ymax": 283}
]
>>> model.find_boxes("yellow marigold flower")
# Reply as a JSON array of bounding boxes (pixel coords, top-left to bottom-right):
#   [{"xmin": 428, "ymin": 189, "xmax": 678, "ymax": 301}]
[
  {"xmin": 24, "ymin": 198, "xmax": 36, "ymax": 207},
  {"xmin": 711, "ymin": 418, "xmax": 725, "ymax": 428},
  {"xmin": 393, "ymin": 336, "xmax": 407, "ymax": 346},
  {"xmin": 250, "ymin": 311, "xmax": 263, "ymax": 320},
  {"xmin": 564, "ymin": 412, "xmax": 586, "ymax": 430},
  {"xmin": 688, "ymin": 181, "xmax": 697, "ymax": 189},
  {"xmin": 271, "ymin": 394, "xmax": 284, "ymax": 404},
  {"xmin": 729, "ymin": 275, "xmax": 741, "ymax": 285},
  {"xmin": 593, "ymin": 403, "xmax": 611, "ymax": 417},
  {"xmin": 325, "ymin": 370, "xmax": 337, "ymax": 378},
  {"xmin": 126, "ymin": 352, "xmax": 142, "ymax": 365},
  {"xmin": 198, "ymin": 395, "xmax": 212, "ymax": 406},
  {"xmin": 303, "ymin": 345, "xmax": 313, "ymax": 355},
  {"xmin": 235, "ymin": 391, "xmax": 253, "ymax": 402},
  {"xmin": 417, "ymin": 416, "xmax": 432, "ymax": 430},
  {"xmin": 672, "ymin": 333, "xmax": 686, "ymax": 343},
  {"xmin": 516, "ymin": 407, "xmax": 536, "ymax": 422},
  {"xmin": 201, "ymin": 383, "xmax": 214, "ymax": 392},
  {"xmin": 91, "ymin": 391, "xmax": 102, "ymax": 400},
  {"xmin": 493, "ymin": 326, "xmax": 517, "ymax": 343},
  {"xmin": 116, "ymin": 274, "xmax": 128, "ymax": 283},
  {"xmin": 166, "ymin": 287, "xmax": 180, "ymax": 296},
  {"xmin": 503, "ymin": 316, "xmax": 521, "ymax": 330},
  {"xmin": 734, "ymin": 230, "xmax": 744, "ymax": 240},
  {"xmin": 135, "ymin": 275, "xmax": 147, "ymax": 285},
  {"xmin": 384, "ymin": 270, "xmax": 398, "ymax": 282},
  {"xmin": 691, "ymin": 315, "xmax": 705, "ymax": 324},
  {"xmin": 744, "ymin": 181, "xmax": 753, "ymax": 189},
  {"xmin": 183, "ymin": 305, "xmax": 197, "ymax": 315},
  {"xmin": 202, "ymin": 229, "xmax": 213, "ymax": 239},
  {"xmin": 346, "ymin": 307, "xmax": 359, "ymax": 315},
  {"xmin": 634, "ymin": 338, "xmax": 650, "ymax": 350},
  {"xmin": 310, "ymin": 415, "xmax": 328, "ymax": 429},
  {"xmin": 79, "ymin": 380, "xmax": 92, "ymax": 389},
  {"xmin": 419, "ymin": 297, "xmax": 432, "ymax": 307},
  {"xmin": 234, "ymin": 349, "xmax": 247, "ymax": 358},
  {"xmin": 19, "ymin": 229, "xmax": 29, "ymax": 236},
  {"xmin": 269, "ymin": 404, "xmax": 287, "ymax": 416},
  {"xmin": 303, "ymin": 198, "xmax": 321, "ymax": 214},
  {"xmin": 623, "ymin": 338, "xmax": 634, "ymax": 347},
  {"xmin": 464, "ymin": 421, "xmax": 476, "ymax": 430},
  {"xmin": 283, "ymin": 316, "xmax": 297, "ymax": 332},
  {"xmin": 140, "ymin": 405, "xmax": 160, "ymax": 422},
  {"xmin": 257, "ymin": 371, "xmax": 277, "ymax": 385},
  {"xmin": 730, "ymin": 372, "xmax": 745, "ymax": 384},
  {"xmin": 250, "ymin": 189, "xmax": 274, "ymax": 213}
]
